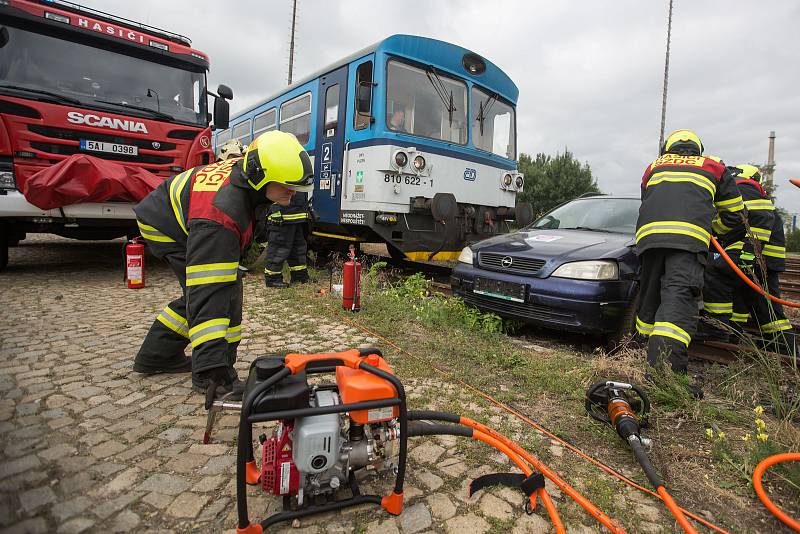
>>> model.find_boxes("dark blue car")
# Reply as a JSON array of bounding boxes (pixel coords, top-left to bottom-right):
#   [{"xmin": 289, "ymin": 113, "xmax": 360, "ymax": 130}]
[{"xmin": 451, "ymin": 195, "xmax": 641, "ymax": 344}]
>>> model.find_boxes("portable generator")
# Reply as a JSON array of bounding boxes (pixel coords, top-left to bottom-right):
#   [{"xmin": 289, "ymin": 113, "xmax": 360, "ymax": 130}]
[{"xmin": 233, "ymin": 348, "xmax": 407, "ymax": 532}]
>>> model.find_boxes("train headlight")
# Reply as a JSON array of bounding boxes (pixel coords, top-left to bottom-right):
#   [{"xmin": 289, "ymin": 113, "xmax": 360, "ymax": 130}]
[
  {"xmin": 457, "ymin": 246, "xmax": 473, "ymax": 265},
  {"xmin": 515, "ymin": 175, "xmax": 524, "ymax": 190},
  {"xmin": 502, "ymin": 173, "xmax": 513, "ymax": 188},
  {"xmin": 394, "ymin": 151, "xmax": 408, "ymax": 168},
  {"xmin": 413, "ymin": 155, "xmax": 426, "ymax": 171}
]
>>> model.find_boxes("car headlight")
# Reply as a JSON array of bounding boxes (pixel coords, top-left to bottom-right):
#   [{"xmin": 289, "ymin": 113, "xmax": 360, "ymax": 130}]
[
  {"xmin": 457, "ymin": 246, "xmax": 473, "ymax": 265},
  {"xmin": 552, "ymin": 260, "xmax": 618, "ymax": 280}
]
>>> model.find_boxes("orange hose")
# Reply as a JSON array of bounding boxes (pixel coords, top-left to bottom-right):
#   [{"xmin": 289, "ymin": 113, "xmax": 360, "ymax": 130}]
[
  {"xmin": 338, "ymin": 318, "xmax": 729, "ymax": 534},
  {"xmin": 711, "ymin": 237, "xmax": 800, "ymax": 308},
  {"xmin": 538, "ymin": 487, "xmax": 566, "ymax": 534},
  {"xmin": 471, "ymin": 430, "xmax": 567, "ymax": 534},
  {"xmin": 466, "ymin": 418, "xmax": 626, "ymax": 534},
  {"xmin": 752, "ymin": 452, "xmax": 800, "ymax": 532},
  {"xmin": 657, "ymin": 486, "xmax": 698, "ymax": 534}
]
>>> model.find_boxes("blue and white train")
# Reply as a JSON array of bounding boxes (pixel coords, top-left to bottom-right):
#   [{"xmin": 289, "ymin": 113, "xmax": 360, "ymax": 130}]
[{"xmin": 214, "ymin": 34, "xmax": 531, "ymax": 260}]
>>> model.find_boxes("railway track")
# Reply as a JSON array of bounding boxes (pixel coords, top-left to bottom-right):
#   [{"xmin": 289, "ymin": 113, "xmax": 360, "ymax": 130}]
[{"xmin": 778, "ymin": 255, "xmax": 800, "ymax": 300}]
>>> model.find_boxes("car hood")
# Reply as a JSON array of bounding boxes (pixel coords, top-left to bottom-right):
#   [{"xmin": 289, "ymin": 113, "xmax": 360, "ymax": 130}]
[{"xmin": 472, "ymin": 229, "xmax": 635, "ymax": 263}]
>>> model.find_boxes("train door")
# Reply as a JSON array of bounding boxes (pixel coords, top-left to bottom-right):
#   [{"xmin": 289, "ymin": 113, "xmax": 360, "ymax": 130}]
[{"xmin": 312, "ymin": 66, "xmax": 349, "ymax": 223}]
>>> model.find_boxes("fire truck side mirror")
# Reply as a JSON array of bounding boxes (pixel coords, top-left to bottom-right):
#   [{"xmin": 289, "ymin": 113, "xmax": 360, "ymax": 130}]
[
  {"xmin": 0, "ymin": 27, "xmax": 9, "ymax": 48},
  {"xmin": 214, "ymin": 97, "xmax": 230, "ymax": 130},
  {"xmin": 217, "ymin": 84, "xmax": 234, "ymax": 100}
]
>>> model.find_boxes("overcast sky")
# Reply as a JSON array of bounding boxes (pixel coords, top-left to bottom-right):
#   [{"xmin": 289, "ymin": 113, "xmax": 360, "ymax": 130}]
[{"xmin": 87, "ymin": 0, "xmax": 800, "ymax": 217}]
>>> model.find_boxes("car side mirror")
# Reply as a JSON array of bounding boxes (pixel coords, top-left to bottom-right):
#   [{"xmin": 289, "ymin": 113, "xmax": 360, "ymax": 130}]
[{"xmin": 217, "ymin": 84, "xmax": 233, "ymax": 100}]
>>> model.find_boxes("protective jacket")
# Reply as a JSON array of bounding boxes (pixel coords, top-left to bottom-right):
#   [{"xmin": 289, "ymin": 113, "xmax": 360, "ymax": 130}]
[
  {"xmin": 133, "ymin": 158, "xmax": 271, "ymax": 374},
  {"xmin": 636, "ymin": 154, "xmax": 744, "ymax": 254},
  {"xmin": 763, "ymin": 205, "xmax": 786, "ymax": 272},
  {"xmin": 267, "ymin": 193, "xmax": 309, "ymax": 225},
  {"xmin": 717, "ymin": 178, "xmax": 773, "ymax": 257}
]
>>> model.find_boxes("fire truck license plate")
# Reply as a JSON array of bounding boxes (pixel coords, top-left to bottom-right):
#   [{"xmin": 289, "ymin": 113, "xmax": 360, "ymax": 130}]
[{"xmin": 80, "ymin": 139, "xmax": 138, "ymax": 156}]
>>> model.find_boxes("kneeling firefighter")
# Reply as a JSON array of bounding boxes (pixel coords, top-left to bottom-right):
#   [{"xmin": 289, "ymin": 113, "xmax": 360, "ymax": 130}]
[
  {"xmin": 263, "ymin": 191, "xmax": 311, "ymax": 288},
  {"xmin": 635, "ymin": 129, "xmax": 744, "ymax": 383},
  {"xmin": 728, "ymin": 165, "xmax": 794, "ymax": 354},
  {"xmin": 132, "ymin": 131, "xmax": 313, "ymax": 397}
]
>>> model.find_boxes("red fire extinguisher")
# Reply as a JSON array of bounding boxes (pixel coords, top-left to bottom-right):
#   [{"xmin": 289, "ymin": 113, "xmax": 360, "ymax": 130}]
[
  {"xmin": 342, "ymin": 246, "xmax": 361, "ymax": 311},
  {"xmin": 125, "ymin": 237, "xmax": 145, "ymax": 289}
]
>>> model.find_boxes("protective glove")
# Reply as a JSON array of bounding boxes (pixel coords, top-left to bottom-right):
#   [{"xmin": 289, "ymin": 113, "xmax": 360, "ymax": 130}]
[{"xmin": 199, "ymin": 366, "xmax": 232, "ymax": 408}]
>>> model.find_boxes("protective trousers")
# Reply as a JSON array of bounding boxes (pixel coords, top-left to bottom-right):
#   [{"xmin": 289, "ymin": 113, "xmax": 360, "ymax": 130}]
[
  {"xmin": 135, "ymin": 239, "xmax": 243, "ymax": 379},
  {"xmin": 636, "ymin": 249, "xmax": 705, "ymax": 373},
  {"xmin": 701, "ymin": 252, "xmax": 742, "ymax": 336},
  {"xmin": 264, "ymin": 224, "xmax": 308, "ymax": 282},
  {"xmin": 732, "ymin": 269, "xmax": 795, "ymax": 355}
]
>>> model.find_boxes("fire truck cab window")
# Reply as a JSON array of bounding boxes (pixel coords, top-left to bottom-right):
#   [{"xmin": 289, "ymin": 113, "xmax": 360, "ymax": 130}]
[
  {"xmin": 279, "ymin": 93, "xmax": 312, "ymax": 145},
  {"xmin": 0, "ymin": 25, "xmax": 208, "ymax": 126}
]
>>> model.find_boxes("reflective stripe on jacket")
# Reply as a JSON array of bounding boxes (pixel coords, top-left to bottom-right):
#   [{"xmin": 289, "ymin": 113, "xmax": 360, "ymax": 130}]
[{"xmin": 636, "ymin": 154, "xmax": 744, "ymax": 254}]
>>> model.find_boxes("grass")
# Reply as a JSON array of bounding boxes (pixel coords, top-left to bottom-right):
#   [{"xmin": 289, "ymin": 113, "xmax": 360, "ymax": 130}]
[{"xmin": 250, "ymin": 267, "xmax": 800, "ymax": 532}]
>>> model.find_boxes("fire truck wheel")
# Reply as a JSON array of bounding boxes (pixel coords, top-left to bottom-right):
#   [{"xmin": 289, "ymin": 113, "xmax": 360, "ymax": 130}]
[{"xmin": 0, "ymin": 227, "xmax": 8, "ymax": 271}]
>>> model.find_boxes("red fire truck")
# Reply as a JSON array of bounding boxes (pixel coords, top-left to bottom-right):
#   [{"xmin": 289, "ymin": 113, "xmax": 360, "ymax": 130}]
[{"xmin": 0, "ymin": 0, "xmax": 233, "ymax": 269}]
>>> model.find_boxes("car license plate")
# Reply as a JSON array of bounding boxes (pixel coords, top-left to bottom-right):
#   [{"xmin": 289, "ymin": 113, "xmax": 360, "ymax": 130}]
[
  {"xmin": 80, "ymin": 139, "xmax": 138, "ymax": 156},
  {"xmin": 473, "ymin": 277, "xmax": 526, "ymax": 303}
]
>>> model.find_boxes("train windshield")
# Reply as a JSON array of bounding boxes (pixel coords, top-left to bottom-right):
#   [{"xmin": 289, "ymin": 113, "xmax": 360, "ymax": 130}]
[
  {"xmin": 472, "ymin": 88, "xmax": 515, "ymax": 159},
  {"xmin": 0, "ymin": 25, "xmax": 207, "ymax": 126},
  {"xmin": 386, "ymin": 60, "xmax": 468, "ymax": 144}
]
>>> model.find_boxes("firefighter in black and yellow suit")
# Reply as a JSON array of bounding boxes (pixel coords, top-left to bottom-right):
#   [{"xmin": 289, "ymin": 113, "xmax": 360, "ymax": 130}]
[
  {"xmin": 263, "ymin": 192, "xmax": 310, "ymax": 288},
  {"xmin": 132, "ymin": 131, "xmax": 314, "ymax": 397},
  {"xmin": 635, "ymin": 130, "xmax": 744, "ymax": 380},
  {"xmin": 726, "ymin": 165, "xmax": 795, "ymax": 355}
]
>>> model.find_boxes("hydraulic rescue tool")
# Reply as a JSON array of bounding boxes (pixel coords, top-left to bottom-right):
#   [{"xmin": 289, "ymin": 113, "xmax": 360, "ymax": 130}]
[
  {"xmin": 211, "ymin": 348, "xmax": 630, "ymax": 534},
  {"xmin": 585, "ymin": 380, "xmax": 697, "ymax": 534}
]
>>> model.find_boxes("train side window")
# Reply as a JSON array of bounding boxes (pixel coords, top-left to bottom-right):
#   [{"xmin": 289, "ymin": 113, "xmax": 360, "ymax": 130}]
[
  {"xmin": 253, "ymin": 108, "xmax": 277, "ymax": 137},
  {"xmin": 231, "ymin": 119, "xmax": 251, "ymax": 145},
  {"xmin": 354, "ymin": 61, "xmax": 373, "ymax": 131},
  {"xmin": 280, "ymin": 92, "xmax": 312, "ymax": 145},
  {"xmin": 324, "ymin": 84, "xmax": 340, "ymax": 136},
  {"xmin": 215, "ymin": 128, "xmax": 231, "ymax": 151}
]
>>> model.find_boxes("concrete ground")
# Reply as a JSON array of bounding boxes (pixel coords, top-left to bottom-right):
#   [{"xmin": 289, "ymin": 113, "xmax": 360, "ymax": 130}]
[{"xmin": 0, "ymin": 236, "xmax": 573, "ymax": 534}]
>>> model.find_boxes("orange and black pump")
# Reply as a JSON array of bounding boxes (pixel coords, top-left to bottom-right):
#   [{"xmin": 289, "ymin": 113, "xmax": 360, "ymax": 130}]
[
  {"xmin": 586, "ymin": 380, "xmax": 698, "ymax": 534},
  {"xmin": 234, "ymin": 348, "xmax": 409, "ymax": 533}
]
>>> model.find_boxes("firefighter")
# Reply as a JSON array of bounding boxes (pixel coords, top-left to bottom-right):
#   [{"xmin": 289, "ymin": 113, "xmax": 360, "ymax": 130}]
[
  {"xmin": 700, "ymin": 164, "xmax": 774, "ymax": 342},
  {"xmin": 131, "ymin": 131, "xmax": 313, "ymax": 398},
  {"xmin": 263, "ymin": 191, "xmax": 310, "ymax": 288},
  {"xmin": 727, "ymin": 165, "xmax": 794, "ymax": 355},
  {"xmin": 216, "ymin": 139, "xmax": 245, "ymax": 162},
  {"xmin": 635, "ymin": 129, "xmax": 745, "ymax": 385}
]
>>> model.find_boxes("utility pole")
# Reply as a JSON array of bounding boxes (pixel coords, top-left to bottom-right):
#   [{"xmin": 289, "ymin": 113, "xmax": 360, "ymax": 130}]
[
  {"xmin": 287, "ymin": 0, "xmax": 298, "ymax": 85},
  {"xmin": 658, "ymin": 0, "xmax": 674, "ymax": 152}
]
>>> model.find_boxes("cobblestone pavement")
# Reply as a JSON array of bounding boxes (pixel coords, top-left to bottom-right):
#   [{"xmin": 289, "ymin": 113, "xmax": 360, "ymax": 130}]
[{"xmin": 1, "ymin": 236, "xmax": 657, "ymax": 533}]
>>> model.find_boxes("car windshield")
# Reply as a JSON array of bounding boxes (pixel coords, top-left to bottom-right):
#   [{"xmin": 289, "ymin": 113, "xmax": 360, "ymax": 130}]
[
  {"xmin": 529, "ymin": 197, "xmax": 640, "ymax": 234},
  {"xmin": 0, "ymin": 26, "xmax": 207, "ymax": 126}
]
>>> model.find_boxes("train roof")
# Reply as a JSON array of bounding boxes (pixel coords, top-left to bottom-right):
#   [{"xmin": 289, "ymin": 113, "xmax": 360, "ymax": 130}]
[{"xmin": 231, "ymin": 34, "xmax": 518, "ymax": 119}]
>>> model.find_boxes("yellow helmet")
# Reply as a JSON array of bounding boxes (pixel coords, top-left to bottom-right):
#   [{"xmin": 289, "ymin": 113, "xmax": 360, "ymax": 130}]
[
  {"xmin": 242, "ymin": 131, "xmax": 314, "ymax": 192},
  {"xmin": 216, "ymin": 139, "xmax": 245, "ymax": 161},
  {"xmin": 662, "ymin": 129, "xmax": 704, "ymax": 156},
  {"xmin": 735, "ymin": 164, "xmax": 762, "ymax": 183}
]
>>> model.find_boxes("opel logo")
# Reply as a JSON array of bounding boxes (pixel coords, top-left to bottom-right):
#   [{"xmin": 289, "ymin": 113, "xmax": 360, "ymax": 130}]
[
  {"xmin": 501, "ymin": 256, "xmax": 513, "ymax": 267},
  {"xmin": 152, "ymin": 141, "xmax": 161, "ymax": 149}
]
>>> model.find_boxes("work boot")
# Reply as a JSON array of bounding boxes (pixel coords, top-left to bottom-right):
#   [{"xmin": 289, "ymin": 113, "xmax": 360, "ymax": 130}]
[
  {"xmin": 264, "ymin": 274, "xmax": 288, "ymax": 289},
  {"xmin": 133, "ymin": 355, "xmax": 192, "ymax": 375},
  {"xmin": 290, "ymin": 269, "xmax": 310, "ymax": 284}
]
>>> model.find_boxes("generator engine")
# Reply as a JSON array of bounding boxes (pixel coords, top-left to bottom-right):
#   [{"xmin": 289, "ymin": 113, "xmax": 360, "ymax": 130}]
[{"xmin": 249, "ymin": 354, "xmax": 400, "ymax": 505}]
